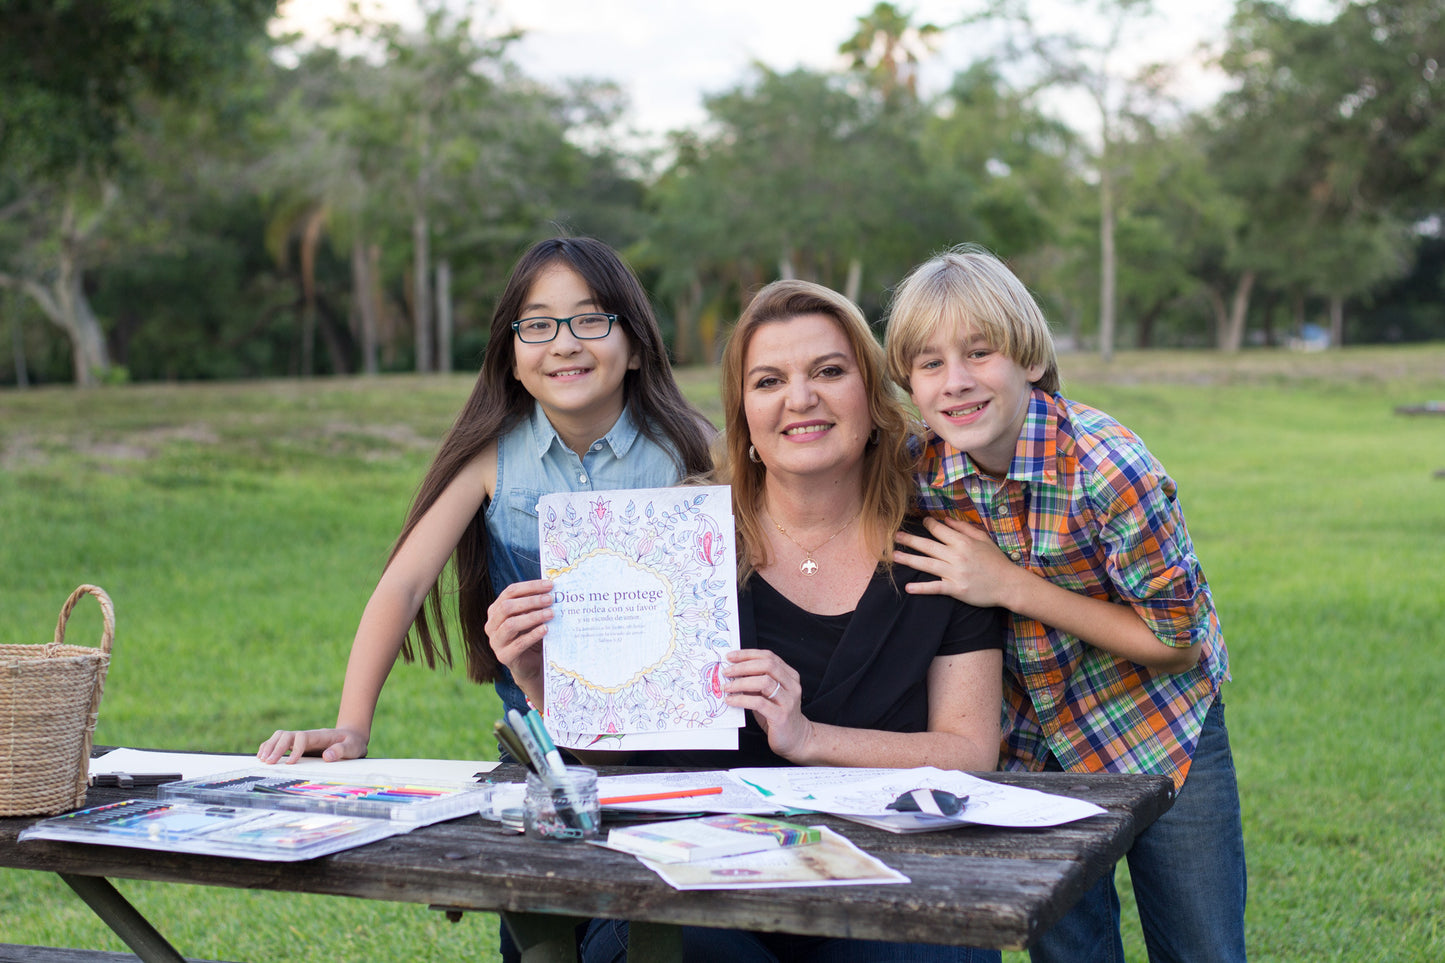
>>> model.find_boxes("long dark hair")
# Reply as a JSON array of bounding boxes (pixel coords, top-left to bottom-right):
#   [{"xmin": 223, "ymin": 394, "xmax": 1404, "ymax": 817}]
[{"xmin": 395, "ymin": 236, "xmax": 714, "ymax": 683}]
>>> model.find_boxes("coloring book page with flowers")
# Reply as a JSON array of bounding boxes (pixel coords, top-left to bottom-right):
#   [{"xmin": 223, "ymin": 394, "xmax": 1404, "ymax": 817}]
[{"xmin": 537, "ymin": 485, "xmax": 743, "ymax": 751}]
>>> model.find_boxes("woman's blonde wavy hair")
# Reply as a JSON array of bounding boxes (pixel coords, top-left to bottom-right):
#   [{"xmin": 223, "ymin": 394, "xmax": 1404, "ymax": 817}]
[{"xmin": 717, "ymin": 279, "xmax": 919, "ymax": 583}]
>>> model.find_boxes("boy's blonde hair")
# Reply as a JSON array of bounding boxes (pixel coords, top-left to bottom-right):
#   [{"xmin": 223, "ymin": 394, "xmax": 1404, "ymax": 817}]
[{"xmin": 884, "ymin": 244, "xmax": 1061, "ymax": 395}]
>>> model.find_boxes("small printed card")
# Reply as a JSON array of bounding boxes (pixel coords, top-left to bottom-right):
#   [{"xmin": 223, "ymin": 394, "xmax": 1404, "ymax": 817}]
[
  {"xmin": 537, "ymin": 486, "xmax": 744, "ymax": 751},
  {"xmin": 639, "ymin": 826, "xmax": 911, "ymax": 891},
  {"xmin": 605, "ymin": 814, "xmax": 820, "ymax": 864}
]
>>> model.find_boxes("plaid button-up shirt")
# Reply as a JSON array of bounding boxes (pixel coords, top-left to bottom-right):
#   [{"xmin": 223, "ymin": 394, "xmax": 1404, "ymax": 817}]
[{"xmin": 916, "ymin": 390, "xmax": 1229, "ymax": 789}]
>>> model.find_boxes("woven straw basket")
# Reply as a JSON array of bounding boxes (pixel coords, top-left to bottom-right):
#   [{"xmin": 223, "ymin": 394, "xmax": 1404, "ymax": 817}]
[{"xmin": 0, "ymin": 585, "xmax": 115, "ymax": 816}]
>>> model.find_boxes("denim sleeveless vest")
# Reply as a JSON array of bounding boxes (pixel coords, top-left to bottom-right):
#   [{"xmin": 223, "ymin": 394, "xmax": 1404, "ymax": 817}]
[{"xmin": 486, "ymin": 401, "xmax": 689, "ymax": 717}]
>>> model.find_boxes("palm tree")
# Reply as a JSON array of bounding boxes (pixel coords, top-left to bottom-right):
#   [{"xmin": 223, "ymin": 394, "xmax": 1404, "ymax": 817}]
[{"xmin": 839, "ymin": 2, "xmax": 943, "ymax": 102}]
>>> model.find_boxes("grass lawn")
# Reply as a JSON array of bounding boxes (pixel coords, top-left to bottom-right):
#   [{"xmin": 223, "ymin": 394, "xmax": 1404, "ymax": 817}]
[{"xmin": 2, "ymin": 345, "xmax": 1443, "ymax": 961}]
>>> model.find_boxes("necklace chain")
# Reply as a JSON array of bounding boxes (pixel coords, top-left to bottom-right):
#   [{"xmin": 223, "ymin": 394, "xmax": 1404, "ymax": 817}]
[{"xmin": 768, "ymin": 506, "xmax": 863, "ymax": 577}]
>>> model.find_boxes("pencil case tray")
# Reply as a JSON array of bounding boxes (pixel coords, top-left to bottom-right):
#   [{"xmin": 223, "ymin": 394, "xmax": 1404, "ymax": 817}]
[{"xmin": 157, "ymin": 768, "xmax": 493, "ymax": 826}]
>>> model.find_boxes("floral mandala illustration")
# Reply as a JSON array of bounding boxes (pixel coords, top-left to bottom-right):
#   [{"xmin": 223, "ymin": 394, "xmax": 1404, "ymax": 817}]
[{"xmin": 541, "ymin": 489, "xmax": 738, "ymax": 736}]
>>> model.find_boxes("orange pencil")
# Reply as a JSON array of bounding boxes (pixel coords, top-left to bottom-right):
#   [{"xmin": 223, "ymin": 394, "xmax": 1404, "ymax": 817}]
[{"xmin": 599, "ymin": 786, "xmax": 725, "ymax": 805}]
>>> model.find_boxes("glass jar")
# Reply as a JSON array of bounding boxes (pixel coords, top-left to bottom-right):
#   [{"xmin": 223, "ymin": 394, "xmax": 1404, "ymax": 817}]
[{"xmin": 523, "ymin": 767, "xmax": 599, "ymax": 842}]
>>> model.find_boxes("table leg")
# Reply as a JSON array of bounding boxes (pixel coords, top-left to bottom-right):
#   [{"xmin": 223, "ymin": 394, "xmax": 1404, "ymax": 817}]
[
  {"xmin": 500, "ymin": 910, "xmax": 588, "ymax": 963},
  {"xmin": 57, "ymin": 873, "xmax": 187, "ymax": 963},
  {"xmin": 626, "ymin": 922, "xmax": 683, "ymax": 962}
]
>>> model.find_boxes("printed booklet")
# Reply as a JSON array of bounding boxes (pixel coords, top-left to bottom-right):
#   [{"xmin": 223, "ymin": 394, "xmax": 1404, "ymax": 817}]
[
  {"xmin": 19, "ymin": 798, "xmax": 403, "ymax": 862},
  {"xmin": 20, "ymin": 767, "xmax": 493, "ymax": 862}
]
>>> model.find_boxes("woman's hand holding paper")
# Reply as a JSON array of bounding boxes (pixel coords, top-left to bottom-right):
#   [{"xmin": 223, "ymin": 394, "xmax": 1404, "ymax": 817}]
[{"xmin": 723, "ymin": 649, "xmax": 815, "ymax": 761}]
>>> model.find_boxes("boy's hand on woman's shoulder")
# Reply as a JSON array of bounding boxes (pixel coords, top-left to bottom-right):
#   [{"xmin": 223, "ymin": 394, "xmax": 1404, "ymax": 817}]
[{"xmin": 893, "ymin": 516, "xmax": 1022, "ymax": 609}]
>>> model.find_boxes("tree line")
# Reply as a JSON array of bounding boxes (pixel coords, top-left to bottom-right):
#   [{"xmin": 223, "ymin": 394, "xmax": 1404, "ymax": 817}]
[{"xmin": 1, "ymin": 0, "xmax": 1441, "ymax": 387}]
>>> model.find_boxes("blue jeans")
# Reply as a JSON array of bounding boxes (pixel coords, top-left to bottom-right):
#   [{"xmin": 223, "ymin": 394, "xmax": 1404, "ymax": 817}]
[
  {"xmin": 581, "ymin": 918, "xmax": 1000, "ymax": 963},
  {"xmin": 1029, "ymin": 697, "xmax": 1247, "ymax": 963}
]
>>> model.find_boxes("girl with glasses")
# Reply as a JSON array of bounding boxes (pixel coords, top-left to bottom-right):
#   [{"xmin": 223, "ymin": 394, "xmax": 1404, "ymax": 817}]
[{"xmin": 257, "ymin": 236, "xmax": 714, "ymax": 765}]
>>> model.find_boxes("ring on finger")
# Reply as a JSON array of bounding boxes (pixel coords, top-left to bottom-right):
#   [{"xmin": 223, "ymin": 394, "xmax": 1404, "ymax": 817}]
[{"xmin": 768, "ymin": 679, "xmax": 782, "ymax": 700}]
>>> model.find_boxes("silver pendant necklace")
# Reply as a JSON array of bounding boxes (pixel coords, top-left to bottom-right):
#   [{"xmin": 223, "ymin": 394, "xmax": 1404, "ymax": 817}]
[{"xmin": 768, "ymin": 506, "xmax": 863, "ymax": 577}]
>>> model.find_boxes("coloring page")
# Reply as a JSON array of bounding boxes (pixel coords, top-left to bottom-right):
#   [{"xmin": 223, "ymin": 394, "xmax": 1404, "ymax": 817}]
[
  {"xmin": 538, "ymin": 486, "xmax": 743, "ymax": 749},
  {"xmin": 731, "ymin": 767, "xmax": 1106, "ymax": 828}
]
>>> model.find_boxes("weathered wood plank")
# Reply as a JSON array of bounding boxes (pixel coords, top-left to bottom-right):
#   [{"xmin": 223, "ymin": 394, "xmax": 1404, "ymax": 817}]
[{"xmin": 0, "ymin": 945, "xmax": 240, "ymax": 963}]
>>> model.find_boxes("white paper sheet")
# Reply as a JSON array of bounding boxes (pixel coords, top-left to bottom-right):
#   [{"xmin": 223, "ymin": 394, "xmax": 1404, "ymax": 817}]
[
  {"xmin": 547, "ymin": 726, "xmax": 739, "ymax": 754},
  {"xmin": 731, "ymin": 767, "xmax": 1107, "ymax": 828},
  {"xmin": 595, "ymin": 771, "xmax": 778, "ymax": 814},
  {"xmin": 90, "ymin": 748, "xmax": 497, "ymax": 784}
]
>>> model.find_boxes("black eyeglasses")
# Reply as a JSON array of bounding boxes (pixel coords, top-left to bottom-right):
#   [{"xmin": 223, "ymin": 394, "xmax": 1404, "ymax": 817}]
[{"xmin": 511, "ymin": 313, "xmax": 620, "ymax": 344}]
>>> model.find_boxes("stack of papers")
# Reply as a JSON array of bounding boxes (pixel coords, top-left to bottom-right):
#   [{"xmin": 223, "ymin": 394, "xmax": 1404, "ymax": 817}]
[{"xmin": 587, "ymin": 767, "xmax": 1105, "ymax": 830}]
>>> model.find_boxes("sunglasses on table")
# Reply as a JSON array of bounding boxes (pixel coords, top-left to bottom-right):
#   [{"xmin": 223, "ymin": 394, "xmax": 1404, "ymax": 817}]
[{"xmin": 887, "ymin": 788, "xmax": 968, "ymax": 816}]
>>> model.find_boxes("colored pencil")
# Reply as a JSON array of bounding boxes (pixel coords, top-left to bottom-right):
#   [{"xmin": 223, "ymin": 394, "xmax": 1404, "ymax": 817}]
[{"xmin": 600, "ymin": 786, "xmax": 725, "ymax": 806}]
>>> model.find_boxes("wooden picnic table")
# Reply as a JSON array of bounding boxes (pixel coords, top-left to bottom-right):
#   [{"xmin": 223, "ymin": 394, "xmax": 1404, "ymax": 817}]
[{"xmin": 0, "ymin": 762, "xmax": 1174, "ymax": 962}]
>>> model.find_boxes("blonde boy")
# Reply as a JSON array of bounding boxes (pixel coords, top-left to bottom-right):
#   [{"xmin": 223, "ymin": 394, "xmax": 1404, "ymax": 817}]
[{"xmin": 886, "ymin": 245, "xmax": 1246, "ymax": 963}]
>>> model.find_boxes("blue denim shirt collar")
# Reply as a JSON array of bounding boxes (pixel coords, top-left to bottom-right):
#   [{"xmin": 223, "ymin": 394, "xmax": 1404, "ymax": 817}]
[{"xmin": 526, "ymin": 399, "xmax": 642, "ymax": 459}]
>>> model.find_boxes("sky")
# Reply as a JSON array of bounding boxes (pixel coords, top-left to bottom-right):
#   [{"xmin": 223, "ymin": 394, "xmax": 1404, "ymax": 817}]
[{"xmin": 273, "ymin": 0, "xmax": 1335, "ymax": 143}]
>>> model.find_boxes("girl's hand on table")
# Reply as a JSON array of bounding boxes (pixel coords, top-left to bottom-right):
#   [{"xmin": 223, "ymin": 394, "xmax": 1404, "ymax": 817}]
[
  {"xmin": 485, "ymin": 579, "xmax": 554, "ymax": 696},
  {"xmin": 257, "ymin": 727, "xmax": 368, "ymax": 764},
  {"xmin": 724, "ymin": 648, "xmax": 815, "ymax": 760}
]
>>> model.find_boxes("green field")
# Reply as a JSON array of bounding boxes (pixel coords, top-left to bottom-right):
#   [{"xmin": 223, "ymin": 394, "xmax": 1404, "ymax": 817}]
[{"xmin": 2, "ymin": 346, "xmax": 1443, "ymax": 961}]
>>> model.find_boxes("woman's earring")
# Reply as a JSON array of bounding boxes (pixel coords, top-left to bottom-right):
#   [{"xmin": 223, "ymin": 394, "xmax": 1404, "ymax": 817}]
[
  {"xmin": 748, "ymin": 444, "xmax": 761, "ymax": 464},
  {"xmin": 868, "ymin": 427, "xmax": 881, "ymax": 446}
]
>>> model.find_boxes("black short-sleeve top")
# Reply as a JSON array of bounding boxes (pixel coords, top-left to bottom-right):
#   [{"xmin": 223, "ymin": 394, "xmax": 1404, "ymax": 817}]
[{"xmin": 643, "ymin": 531, "xmax": 1005, "ymax": 770}]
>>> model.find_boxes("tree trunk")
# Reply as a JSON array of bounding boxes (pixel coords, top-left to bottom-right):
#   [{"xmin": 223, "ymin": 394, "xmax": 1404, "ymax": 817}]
[
  {"xmin": 435, "ymin": 259, "xmax": 452, "ymax": 373},
  {"xmin": 1097, "ymin": 141, "xmax": 1117, "ymax": 363},
  {"xmin": 6, "ymin": 291, "xmax": 28, "ymax": 387},
  {"xmin": 412, "ymin": 210, "xmax": 432, "ymax": 373},
  {"xmin": 5, "ymin": 190, "xmax": 115, "ymax": 386},
  {"xmin": 1219, "ymin": 270, "xmax": 1256, "ymax": 352},
  {"xmin": 372, "ymin": 244, "xmax": 397, "ymax": 368},
  {"xmin": 1327, "ymin": 295, "xmax": 1344, "ymax": 348},
  {"xmin": 1135, "ymin": 301, "xmax": 1163, "ymax": 349},
  {"xmin": 778, "ymin": 249, "xmax": 796, "ymax": 280},
  {"xmin": 1204, "ymin": 286, "xmax": 1228, "ymax": 347},
  {"xmin": 316, "ymin": 296, "xmax": 355, "ymax": 375},
  {"xmin": 55, "ymin": 269, "xmax": 108, "ymax": 386},
  {"xmin": 299, "ymin": 208, "xmax": 325, "ymax": 378},
  {"xmin": 844, "ymin": 257, "xmax": 862, "ymax": 306},
  {"xmin": 1257, "ymin": 290, "xmax": 1278, "ymax": 347},
  {"xmin": 352, "ymin": 237, "xmax": 380, "ymax": 375},
  {"xmin": 672, "ymin": 276, "xmax": 702, "ymax": 366}
]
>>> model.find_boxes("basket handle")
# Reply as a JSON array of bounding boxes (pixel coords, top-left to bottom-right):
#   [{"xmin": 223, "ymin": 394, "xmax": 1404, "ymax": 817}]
[{"xmin": 53, "ymin": 584, "xmax": 116, "ymax": 656}]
